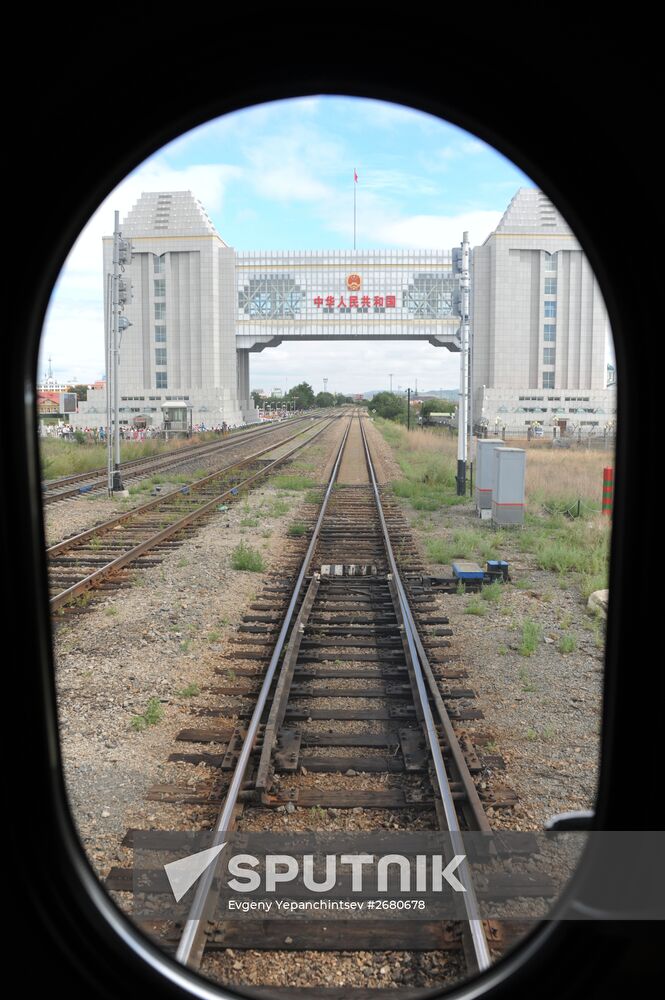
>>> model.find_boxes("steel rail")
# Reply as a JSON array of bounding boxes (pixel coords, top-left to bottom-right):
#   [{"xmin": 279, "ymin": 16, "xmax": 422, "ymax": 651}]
[
  {"xmin": 48, "ymin": 416, "xmax": 333, "ymax": 558},
  {"xmin": 175, "ymin": 415, "xmax": 354, "ymax": 967},
  {"xmin": 49, "ymin": 416, "xmax": 338, "ymax": 611},
  {"xmin": 358, "ymin": 415, "xmax": 492, "ymax": 973}
]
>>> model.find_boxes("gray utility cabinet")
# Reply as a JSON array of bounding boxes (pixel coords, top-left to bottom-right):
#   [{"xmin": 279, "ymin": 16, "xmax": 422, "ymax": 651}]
[
  {"xmin": 492, "ymin": 448, "xmax": 526, "ymax": 526},
  {"xmin": 475, "ymin": 438, "xmax": 504, "ymax": 511}
]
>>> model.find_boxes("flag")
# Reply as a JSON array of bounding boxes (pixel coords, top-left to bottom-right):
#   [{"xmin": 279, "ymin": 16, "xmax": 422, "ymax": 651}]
[{"xmin": 354, "ymin": 168, "xmax": 358, "ymax": 183}]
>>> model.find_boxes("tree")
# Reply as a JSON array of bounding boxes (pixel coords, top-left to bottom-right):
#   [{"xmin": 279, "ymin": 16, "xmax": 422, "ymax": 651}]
[
  {"xmin": 315, "ymin": 391, "xmax": 335, "ymax": 407},
  {"xmin": 67, "ymin": 384, "xmax": 88, "ymax": 402},
  {"xmin": 421, "ymin": 398, "xmax": 455, "ymax": 421},
  {"xmin": 368, "ymin": 392, "xmax": 406, "ymax": 421},
  {"xmin": 287, "ymin": 382, "xmax": 315, "ymax": 408},
  {"xmin": 251, "ymin": 390, "xmax": 263, "ymax": 408}
]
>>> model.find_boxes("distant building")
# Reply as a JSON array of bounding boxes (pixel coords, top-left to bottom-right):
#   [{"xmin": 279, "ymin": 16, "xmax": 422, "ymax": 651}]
[
  {"xmin": 69, "ymin": 187, "xmax": 614, "ymax": 436},
  {"xmin": 471, "ymin": 188, "xmax": 615, "ymax": 434}
]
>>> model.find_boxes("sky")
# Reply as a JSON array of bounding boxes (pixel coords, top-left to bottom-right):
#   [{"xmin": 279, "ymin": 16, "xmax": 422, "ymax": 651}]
[{"xmin": 39, "ymin": 95, "xmax": 534, "ymax": 395}]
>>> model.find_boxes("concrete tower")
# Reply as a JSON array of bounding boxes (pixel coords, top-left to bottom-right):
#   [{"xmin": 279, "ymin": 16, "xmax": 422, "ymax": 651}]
[{"xmin": 471, "ymin": 188, "xmax": 613, "ymax": 434}]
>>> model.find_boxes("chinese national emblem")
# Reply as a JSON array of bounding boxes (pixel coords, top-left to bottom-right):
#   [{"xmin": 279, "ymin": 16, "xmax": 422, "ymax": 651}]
[{"xmin": 346, "ymin": 274, "xmax": 362, "ymax": 292}]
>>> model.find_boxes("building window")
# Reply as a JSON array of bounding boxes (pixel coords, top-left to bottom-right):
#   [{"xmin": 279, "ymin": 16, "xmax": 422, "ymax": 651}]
[
  {"xmin": 155, "ymin": 326, "xmax": 166, "ymax": 343},
  {"xmin": 543, "ymin": 372, "xmax": 555, "ymax": 389},
  {"xmin": 543, "ymin": 347, "xmax": 556, "ymax": 365},
  {"xmin": 544, "ymin": 301, "xmax": 557, "ymax": 318},
  {"xmin": 544, "ymin": 324, "xmax": 556, "ymax": 341},
  {"xmin": 156, "ymin": 373, "xmax": 167, "ymax": 389},
  {"xmin": 154, "ymin": 279, "xmax": 165, "ymax": 298},
  {"xmin": 544, "ymin": 252, "xmax": 558, "ymax": 271},
  {"xmin": 155, "ymin": 348, "xmax": 167, "ymax": 366},
  {"xmin": 544, "ymin": 277, "xmax": 557, "ymax": 294},
  {"xmin": 155, "ymin": 302, "xmax": 166, "ymax": 321},
  {"xmin": 154, "ymin": 255, "xmax": 165, "ymax": 274}
]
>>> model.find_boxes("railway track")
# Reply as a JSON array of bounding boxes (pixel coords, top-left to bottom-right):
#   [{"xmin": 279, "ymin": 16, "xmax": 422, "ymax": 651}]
[
  {"xmin": 42, "ymin": 415, "xmax": 319, "ymax": 504},
  {"xmin": 106, "ymin": 413, "xmax": 540, "ymax": 991},
  {"xmin": 48, "ymin": 415, "xmax": 338, "ymax": 612}
]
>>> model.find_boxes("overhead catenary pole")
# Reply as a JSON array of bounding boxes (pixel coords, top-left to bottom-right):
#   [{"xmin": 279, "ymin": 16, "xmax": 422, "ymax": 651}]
[
  {"xmin": 105, "ymin": 273, "xmax": 113, "ymax": 494},
  {"xmin": 407, "ymin": 387, "xmax": 411, "ymax": 430},
  {"xmin": 456, "ymin": 231, "xmax": 470, "ymax": 495},
  {"xmin": 112, "ymin": 211, "xmax": 123, "ymax": 491}
]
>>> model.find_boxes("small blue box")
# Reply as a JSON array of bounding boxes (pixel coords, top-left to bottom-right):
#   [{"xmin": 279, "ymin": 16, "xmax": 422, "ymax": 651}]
[{"xmin": 452, "ymin": 560, "xmax": 485, "ymax": 580}]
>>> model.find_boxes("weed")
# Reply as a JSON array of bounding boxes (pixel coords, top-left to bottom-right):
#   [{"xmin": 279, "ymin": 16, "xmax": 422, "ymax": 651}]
[
  {"xmin": 513, "ymin": 578, "xmax": 533, "ymax": 590},
  {"xmin": 240, "ymin": 516, "xmax": 259, "ymax": 527},
  {"xmin": 272, "ymin": 474, "xmax": 315, "ymax": 491},
  {"xmin": 288, "ymin": 521, "xmax": 307, "ymax": 537},
  {"xmin": 131, "ymin": 696, "xmax": 164, "ymax": 732},
  {"xmin": 267, "ymin": 498, "xmax": 290, "ymax": 518},
  {"xmin": 560, "ymin": 612, "xmax": 573, "ymax": 629},
  {"xmin": 177, "ymin": 557, "xmax": 189, "ymax": 568},
  {"xmin": 231, "ymin": 542, "xmax": 265, "ymax": 572},
  {"xmin": 179, "ymin": 640, "xmax": 190, "ymax": 652},
  {"xmin": 226, "ymin": 669, "xmax": 237, "ymax": 681},
  {"xmin": 541, "ymin": 725, "xmax": 556, "ymax": 741},
  {"xmin": 305, "ymin": 490, "xmax": 321, "ymax": 504},
  {"xmin": 105, "ymin": 606, "xmax": 118, "ymax": 617},
  {"xmin": 558, "ymin": 633, "xmax": 577, "ymax": 654},
  {"xmin": 498, "ymin": 644, "xmax": 508, "ymax": 655},
  {"xmin": 177, "ymin": 683, "xmax": 200, "ymax": 697},
  {"xmin": 481, "ymin": 581, "xmax": 503, "ymax": 604},
  {"xmin": 309, "ymin": 805, "xmax": 325, "ymax": 821},
  {"xmin": 519, "ymin": 666, "xmax": 537, "ymax": 692},
  {"xmin": 484, "ymin": 740, "xmax": 499, "ymax": 753},
  {"xmin": 525, "ymin": 728, "xmax": 538, "ymax": 741},
  {"xmin": 465, "ymin": 598, "xmax": 487, "ymax": 616},
  {"xmin": 208, "ymin": 631, "xmax": 221, "ymax": 643},
  {"xmin": 519, "ymin": 619, "xmax": 541, "ymax": 656}
]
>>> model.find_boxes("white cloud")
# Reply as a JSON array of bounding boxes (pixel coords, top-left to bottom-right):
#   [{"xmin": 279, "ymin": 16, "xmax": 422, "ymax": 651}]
[{"xmin": 376, "ymin": 210, "xmax": 502, "ymax": 249}]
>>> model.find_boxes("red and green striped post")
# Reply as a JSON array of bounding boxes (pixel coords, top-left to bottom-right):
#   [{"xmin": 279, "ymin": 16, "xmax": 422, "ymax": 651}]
[{"xmin": 602, "ymin": 467, "xmax": 614, "ymax": 516}]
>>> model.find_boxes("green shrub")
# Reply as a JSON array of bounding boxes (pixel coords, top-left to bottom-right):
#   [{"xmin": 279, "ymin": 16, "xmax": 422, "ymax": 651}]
[
  {"xmin": 231, "ymin": 542, "xmax": 265, "ymax": 572},
  {"xmin": 519, "ymin": 619, "xmax": 541, "ymax": 656}
]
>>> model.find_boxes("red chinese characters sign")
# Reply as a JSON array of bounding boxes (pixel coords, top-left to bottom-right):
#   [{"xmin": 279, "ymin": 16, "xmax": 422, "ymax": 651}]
[{"xmin": 313, "ymin": 294, "xmax": 397, "ymax": 310}]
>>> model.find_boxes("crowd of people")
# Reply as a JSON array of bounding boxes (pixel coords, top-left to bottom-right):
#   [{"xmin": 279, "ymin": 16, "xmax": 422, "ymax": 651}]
[{"xmin": 39, "ymin": 421, "xmax": 238, "ymax": 442}]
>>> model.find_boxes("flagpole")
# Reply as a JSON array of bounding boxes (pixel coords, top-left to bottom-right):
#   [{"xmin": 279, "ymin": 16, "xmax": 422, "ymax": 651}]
[{"xmin": 353, "ymin": 167, "xmax": 357, "ymax": 250}]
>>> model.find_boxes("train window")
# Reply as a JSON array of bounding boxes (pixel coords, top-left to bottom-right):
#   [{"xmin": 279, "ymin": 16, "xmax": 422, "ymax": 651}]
[{"xmin": 26, "ymin": 87, "xmax": 647, "ymax": 998}]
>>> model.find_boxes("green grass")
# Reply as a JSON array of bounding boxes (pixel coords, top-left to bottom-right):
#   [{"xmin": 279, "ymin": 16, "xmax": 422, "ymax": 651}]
[
  {"xmin": 465, "ymin": 598, "xmax": 487, "ymax": 616},
  {"xmin": 519, "ymin": 666, "xmax": 537, "ymax": 692},
  {"xmin": 177, "ymin": 683, "xmax": 200, "ymax": 697},
  {"xmin": 231, "ymin": 541, "xmax": 265, "ymax": 572},
  {"xmin": 130, "ymin": 697, "xmax": 164, "ymax": 732},
  {"xmin": 271, "ymin": 474, "xmax": 316, "ymax": 491},
  {"xmin": 519, "ymin": 619, "xmax": 542, "ymax": 656},
  {"xmin": 558, "ymin": 633, "xmax": 577, "ymax": 654},
  {"xmin": 425, "ymin": 528, "xmax": 507, "ymax": 566},
  {"xmin": 287, "ymin": 521, "xmax": 307, "ymax": 537},
  {"xmin": 481, "ymin": 581, "xmax": 503, "ymax": 604},
  {"xmin": 240, "ymin": 516, "xmax": 259, "ymax": 527},
  {"xmin": 266, "ymin": 498, "xmax": 290, "ymax": 518},
  {"xmin": 305, "ymin": 490, "xmax": 321, "ymax": 504},
  {"xmin": 517, "ymin": 512, "xmax": 610, "ymax": 599}
]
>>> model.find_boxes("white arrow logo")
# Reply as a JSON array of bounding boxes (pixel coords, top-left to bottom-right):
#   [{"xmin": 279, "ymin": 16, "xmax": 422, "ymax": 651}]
[{"xmin": 164, "ymin": 842, "xmax": 227, "ymax": 902}]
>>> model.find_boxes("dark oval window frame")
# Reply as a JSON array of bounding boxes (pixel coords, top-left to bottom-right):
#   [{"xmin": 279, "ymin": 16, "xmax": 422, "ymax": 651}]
[{"xmin": 8, "ymin": 31, "xmax": 658, "ymax": 1000}]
